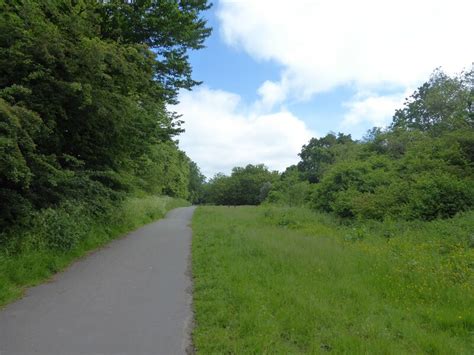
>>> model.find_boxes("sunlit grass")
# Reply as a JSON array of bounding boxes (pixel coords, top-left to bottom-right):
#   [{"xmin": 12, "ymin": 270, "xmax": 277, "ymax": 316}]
[{"xmin": 192, "ymin": 206, "xmax": 473, "ymax": 354}]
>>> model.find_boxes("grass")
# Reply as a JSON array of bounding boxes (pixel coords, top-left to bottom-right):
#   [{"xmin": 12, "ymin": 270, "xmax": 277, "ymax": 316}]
[
  {"xmin": 191, "ymin": 205, "xmax": 474, "ymax": 354},
  {"xmin": 0, "ymin": 195, "xmax": 189, "ymax": 307}
]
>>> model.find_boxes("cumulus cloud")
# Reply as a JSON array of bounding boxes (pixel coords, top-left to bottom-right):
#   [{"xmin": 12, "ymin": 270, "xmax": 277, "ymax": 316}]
[
  {"xmin": 341, "ymin": 90, "xmax": 412, "ymax": 128},
  {"xmin": 175, "ymin": 87, "xmax": 315, "ymax": 177},
  {"xmin": 218, "ymin": 0, "xmax": 474, "ymax": 103},
  {"xmin": 174, "ymin": 1, "xmax": 473, "ymax": 174},
  {"xmin": 256, "ymin": 79, "xmax": 288, "ymax": 110}
]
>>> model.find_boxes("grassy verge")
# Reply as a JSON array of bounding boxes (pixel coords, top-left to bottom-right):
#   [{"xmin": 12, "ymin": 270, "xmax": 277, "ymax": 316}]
[
  {"xmin": 192, "ymin": 205, "xmax": 473, "ymax": 354},
  {"xmin": 0, "ymin": 195, "xmax": 189, "ymax": 307}
]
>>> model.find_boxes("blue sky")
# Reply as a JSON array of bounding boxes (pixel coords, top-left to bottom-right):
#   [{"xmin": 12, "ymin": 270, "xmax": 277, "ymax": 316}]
[
  {"xmin": 186, "ymin": 9, "xmax": 353, "ymax": 138},
  {"xmin": 188, "ymin": 11, "xmax": 281, "ymax": 103},
  {"xmin": 175, "ymin": 0, "xmax": 473, "ymax": 177}
]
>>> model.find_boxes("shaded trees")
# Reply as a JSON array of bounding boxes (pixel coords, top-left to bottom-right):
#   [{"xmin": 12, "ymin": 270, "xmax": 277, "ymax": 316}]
[
  {"xmin": 0, "ymin": 0, "xmax": 211, "ymax": 227},
  {"xmin": 187, "ymin": 160, "xmax": 206, "ymax": 204}
]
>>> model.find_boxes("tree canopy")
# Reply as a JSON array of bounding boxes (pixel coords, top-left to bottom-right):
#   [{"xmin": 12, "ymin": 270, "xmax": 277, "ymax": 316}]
[
  {"xmin": 205, "ymin": 68, "xmax": 474, "ymax": 221},
  {"xmin": 283, "ymin": 68, "xmax": 474, "ymax": 220},
  {"xmin": 0, "ymin": 0, "xmax": 211, "ymax": 228},
  {"xmin": 204, "ymin": 164, "xmax": 279, "ymax": 206}
]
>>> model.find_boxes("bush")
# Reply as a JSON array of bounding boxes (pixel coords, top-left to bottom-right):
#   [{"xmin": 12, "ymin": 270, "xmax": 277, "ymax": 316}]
[
  {"xmin": 204, "ymin": 165, "xmax": 279, "ymax": 205},
  {"xmin": 39, "ymin": 204, "xmax": 89, "ymax": 251},
  {"xmin": 267, "ymin": 181, "xmax": 314, "ymax": 207},
  {"xmin": 307, "ymin": 127, "xmax": 474, "ymax": 221},
  {"xmin": 405, "ymin": 173, "xmax": 474, "ymax": 220},
  {"xmin": 4, "ymin": 201, "xmax": 93, "ymax": 253}
]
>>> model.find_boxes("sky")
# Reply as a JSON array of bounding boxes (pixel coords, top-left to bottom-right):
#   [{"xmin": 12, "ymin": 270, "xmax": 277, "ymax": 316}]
[{"xmin": 173, "ymin": 0, "xmax": 474, "ymax": 178}]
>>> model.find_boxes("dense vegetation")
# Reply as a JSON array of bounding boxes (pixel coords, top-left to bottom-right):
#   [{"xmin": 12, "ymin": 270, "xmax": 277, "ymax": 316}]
[
  {"xmin": 203, "ymin": 164, "xmax": 279, "ymax": 205},
  {"xmin": 192, "ymin": 206, "xmax": 473, "ymax": 353},
  {"xmin": 205, "ymin": 69, "xmax": 474, "ymax": 222},
  {"xmin": 0, "ymin": 0, "xmax": 210, "ymax": 235},
  {"xmin": 0, "ymin": 0, "xmax": 210, "ymax": 305}
]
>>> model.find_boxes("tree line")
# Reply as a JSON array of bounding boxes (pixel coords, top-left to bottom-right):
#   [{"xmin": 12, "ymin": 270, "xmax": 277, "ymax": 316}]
[
  {"xmin": 0, "ymin": 0, "xmax": 210, "ymax": 230},
  {"xmin": 204, "ymin": 68, "xmax": 474, "ymax": 221},
  {"xmin": 1, "ymin": 1, "xmax": 472, "ymax": 229}
]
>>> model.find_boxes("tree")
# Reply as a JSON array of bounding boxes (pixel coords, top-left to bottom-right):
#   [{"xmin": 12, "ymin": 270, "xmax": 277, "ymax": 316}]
[
  {"xmin": 297, "ymin": 133, "xmax": 354, "ymax": 183},
  {"xmin": 203, "ymin": 165, "xmax": 279, "ymax": 205},
  {"xmin": 392, "ymin": 67, "xmax": 473, "ymax": 134},
  {"xmin": 275, "ymin": 69, "xmax": 474, "ymax": 221},
  {"xmin": 0, "ymin": 0, "xmax": 212, "ymax": 227},
  {"xmin": 97, "ymin": 0, "xmax": 212, "ymax": 104},
  {"xmin": 267, "ymin": 166, "xmax": 314, "ymax": 207},
  {"xmin": 203, "ymin": 173, "xmax": 231, "ymax": 205},
  {"xmin": 188, "ymin": 160, "xmax": 206, "ymax": 204}
]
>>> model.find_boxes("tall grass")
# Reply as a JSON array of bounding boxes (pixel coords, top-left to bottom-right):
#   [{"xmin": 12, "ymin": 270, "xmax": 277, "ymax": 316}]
[
  {"xmin": 0, "ymin": 195, "xmax": 189, "ymax": 307},
  {"xmin": 192, "ymin": 206, "xmax": 473, "ymax": 354}
]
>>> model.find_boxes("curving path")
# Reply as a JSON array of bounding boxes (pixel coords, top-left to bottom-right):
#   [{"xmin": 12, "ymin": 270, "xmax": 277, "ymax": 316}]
[{"xmin": 0, "ymin": 206, "xmax": 196, "ymax": 355}]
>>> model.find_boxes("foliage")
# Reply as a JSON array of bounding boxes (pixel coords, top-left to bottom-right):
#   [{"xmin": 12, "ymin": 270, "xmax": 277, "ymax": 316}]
[
  {"xmin": 391, "ymin": 68, "xmax": 474, "ymax": 133},
  {"xmin": 131, "ymin": 141, "xmax": 192, "ymax": 199},
  {"xmin": 297, "ymin": 132, "xmax": 354, "ymax": 183},
  {"xmin": 97, "ymin": 0, "xmax": 211, "ymax": 104},
  {"xmin": 0, "ymin": 0, "xmax": 211, "ymax": 228},
  {"xmin": 188, "ymin": 160, "xmax": 206, "ymax": 204},
  {"xmin": 270, "ymin": 68, "xmax": 474, "ymax": 221},
  {"xmin": 203, "ymin": 164, "xmax": 279, "ymax": 205},
  {"xmin": 266, "ymin": 166, "xmax": 315, "ymax": 207},
  {"xmin": 309, "ymin": 129, "xmax": 474, "ymax": 220},
  {"xmin": 192, "ymin": 205, "xmax": 473, "ymax": 353}
]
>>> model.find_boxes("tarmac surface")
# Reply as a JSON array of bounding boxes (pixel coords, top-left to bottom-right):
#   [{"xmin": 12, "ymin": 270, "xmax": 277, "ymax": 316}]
[{"xmin": 0, "ymin": 206, "xmax": 196, "ymax": 355}]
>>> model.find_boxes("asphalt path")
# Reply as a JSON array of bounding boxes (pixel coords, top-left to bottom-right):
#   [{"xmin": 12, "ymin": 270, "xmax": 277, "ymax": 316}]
[{"xmin": 0, "ymin": 206, "xmax": 196, "ymax": 355}]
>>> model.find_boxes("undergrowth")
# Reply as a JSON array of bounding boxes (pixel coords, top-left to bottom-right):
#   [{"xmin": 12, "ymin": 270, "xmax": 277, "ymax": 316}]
[{"xmin": 0, "ymin": 195, "xmax": 189, "ymax": 307}]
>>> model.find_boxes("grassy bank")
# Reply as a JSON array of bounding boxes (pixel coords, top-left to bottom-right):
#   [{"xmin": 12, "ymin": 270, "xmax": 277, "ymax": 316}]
[
  {"xmin": 0, "ymin": 195, "xmax": 189, "ymax": 307},
  {"xmin": 192, "ymin": 206, "xmax": 473, "ymax": 354}
]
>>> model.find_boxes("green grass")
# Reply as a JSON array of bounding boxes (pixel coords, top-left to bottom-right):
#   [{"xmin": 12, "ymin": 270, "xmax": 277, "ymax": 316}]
[
  {"xmin": 0, "ymin": 195, "xmax": 189, "ymax": 307},
  {"xmin": 192, "ymin": 205, "xmax": 474, "ymax": 354}
]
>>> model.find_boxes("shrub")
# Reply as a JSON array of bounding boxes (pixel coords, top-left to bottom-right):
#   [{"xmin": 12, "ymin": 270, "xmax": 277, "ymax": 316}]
[
  {"xmin": 405, "ymin": 172, "xmax": 474, "ymax": 220},
  {"xmin": 30, "ymin": 202, "xmax": 91, "ymax": 251}
]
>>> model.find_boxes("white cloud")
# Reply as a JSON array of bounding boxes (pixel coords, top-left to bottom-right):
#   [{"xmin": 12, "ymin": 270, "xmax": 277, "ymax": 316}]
[
  {"xmin": 175, "ymin": 1, "xmax": 473, "ymax": 174},
  {"xmin": 218, "ymin": 0, "xmax": 474, "ymax": 102},
  {"xmin": 175, "ymin": 87, "xmax": 315, "ymax": 177},
  {"xmin": 341, "ymin": 90, "xmax": 412, "ymax": 128},
  {"xmin": 256, "ymin": 80, "xmax": 288, "ymax": 110}
]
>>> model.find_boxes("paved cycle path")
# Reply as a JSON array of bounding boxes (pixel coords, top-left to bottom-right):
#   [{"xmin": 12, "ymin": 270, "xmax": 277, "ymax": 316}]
[{"xmin": 0, "ymin": 206, "xmax": 196, "ymax": 355}]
